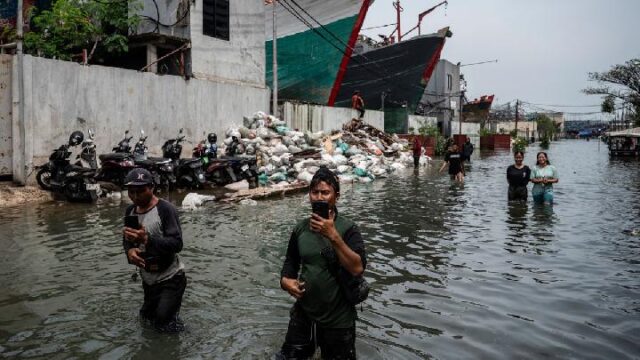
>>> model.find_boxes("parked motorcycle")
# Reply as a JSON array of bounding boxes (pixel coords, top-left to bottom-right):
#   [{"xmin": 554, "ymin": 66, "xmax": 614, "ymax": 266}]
[
  {"xmin": 163, "ymin": 129, "xmax": 206, "ymax": 189},
  {"xmin": 35, "ymin": 131, "xmax": 100, "ymax": 202},
  {"xmin": 96, "ymin": 130, "xmax": 137, "ymax": 187},
  {"xmin": 132, "ymin": 129, "xmax": 176, "ymax": 190}
]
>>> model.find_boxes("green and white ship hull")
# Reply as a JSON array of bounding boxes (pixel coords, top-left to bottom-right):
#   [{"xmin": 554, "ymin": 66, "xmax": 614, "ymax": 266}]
[{"xmin": 265, "ymin": 0, "xmax": 372, "ymax": 105}]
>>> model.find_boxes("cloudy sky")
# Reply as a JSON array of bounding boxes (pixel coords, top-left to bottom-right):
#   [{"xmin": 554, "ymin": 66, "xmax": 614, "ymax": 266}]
[{"xmin": 361, "ymin": 0, "xmax": 640, "ymax": 120}]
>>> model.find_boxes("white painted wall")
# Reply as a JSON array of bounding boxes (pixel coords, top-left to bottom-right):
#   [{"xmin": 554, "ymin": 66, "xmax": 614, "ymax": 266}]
[
  {"xmin": 10, "ymin": 55, "xmax": 268, "ymax": 184},
  {"xmin": 408, "ymin": 115, "xmax": 437, "ymax": 133},
  {"xmin": 450, "ymin": 121, "xmax": 482, "ymax": 136},
  {"xmin": 190, "ymin": 0, "xmax": 265, "ymax": 87},
  {"xmin": 282, "ymin": 102, "xmax": 384, "ymax": 133}
]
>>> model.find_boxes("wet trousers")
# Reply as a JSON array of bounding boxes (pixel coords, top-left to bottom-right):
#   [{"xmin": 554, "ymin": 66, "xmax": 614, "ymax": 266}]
[
  {"xmin": 278, "ymin": 303, "xmax": 356, "ymax": 360},
  {"xmin": 508, "ymin": 185, "xmax": 528, "ymax": 201},
  {"xmin": 413, "ymin": 155, "xmax": 420, "ymax": 168},
  {"xmin": 532, "ymin": 191, "xmax": 553, "ymax": 204},
  {"xmin": 140, "ymin": 271, "xmax": 186, "ymax": 332}
]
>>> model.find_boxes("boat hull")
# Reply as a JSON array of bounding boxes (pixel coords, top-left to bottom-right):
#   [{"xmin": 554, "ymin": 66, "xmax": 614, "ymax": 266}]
[{"xmin": 265, "ymin": 0, "xmax": 371, "ymax": 105}]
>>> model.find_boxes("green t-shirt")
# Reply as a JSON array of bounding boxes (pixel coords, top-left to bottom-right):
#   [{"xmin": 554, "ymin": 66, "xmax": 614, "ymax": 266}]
[
  {"xmin": 531, "ymin": 165, "xmax": 558, "ymax": 195},
  {"xmin": 289, "ymin": 216, "xmax": 361, "ymax": 328}
]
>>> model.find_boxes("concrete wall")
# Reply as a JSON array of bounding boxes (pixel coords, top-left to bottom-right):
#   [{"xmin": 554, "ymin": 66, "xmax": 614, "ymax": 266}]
[
  {"xmin": 0, "ymin": 55, "xmax": 11, "ymax": 175},
  {"xmin": 418, "ymin": 59, "xmax": 461, "ymax": 135},
  {"xmin": 408, "ymin": 115, "xmax": 437, "ymax": 133},
  {"xmin": 491, "ymin": 121, "xmax": 538, "ymax": 138},
  {"xmin": 135, "ymin": 0, "xmax": 190, "ymax": 39},
  {"xmin": 10, "ymin": 55, "xmax": 269, "ymax": 184},
  {"xmin": 189, "ymin": 0, "xmax": 265, "ymax": 87},
  {"xmin": 450, "ymin": 121, "xmax": 482, "ymax": 136},
  {"xmin": 282, "ymin": 102, "xmax": 384, "ymax": 133}
]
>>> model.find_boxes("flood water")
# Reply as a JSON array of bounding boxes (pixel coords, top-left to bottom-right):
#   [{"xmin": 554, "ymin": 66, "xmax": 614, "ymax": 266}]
[{"xmin": 0, "ymin": 140, "xmax": 638, "ymax": 359}]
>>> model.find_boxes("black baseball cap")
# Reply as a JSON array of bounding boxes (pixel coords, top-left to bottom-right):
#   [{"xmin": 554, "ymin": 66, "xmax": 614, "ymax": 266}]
[{"xmin": 125, "ymin": 168, "xmax": 154, "ymax": 186}]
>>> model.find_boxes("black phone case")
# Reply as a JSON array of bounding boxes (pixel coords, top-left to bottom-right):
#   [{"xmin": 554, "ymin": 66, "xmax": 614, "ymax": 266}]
[
  {"xmin": 124, "ymin": 215, "xmax": 140, "ymax": 229},
  {"xmin": 312, "ymin": 201, "xmax": 330, "ymax": 219}
]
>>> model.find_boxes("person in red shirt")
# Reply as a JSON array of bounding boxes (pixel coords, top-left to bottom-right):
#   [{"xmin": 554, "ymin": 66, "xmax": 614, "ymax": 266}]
[
  {"xmin": 351, "ymin": 91, "xmax": 365, "ymax": 119},
  {"xmin": 413, "ymin": 137, "xmax": 422, "ymax": 168}
]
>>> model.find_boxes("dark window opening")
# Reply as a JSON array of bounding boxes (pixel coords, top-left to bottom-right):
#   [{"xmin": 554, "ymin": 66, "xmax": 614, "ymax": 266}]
[{"xmin": 203, "ymin": 0, "xmax": 229, "ymax": 40}]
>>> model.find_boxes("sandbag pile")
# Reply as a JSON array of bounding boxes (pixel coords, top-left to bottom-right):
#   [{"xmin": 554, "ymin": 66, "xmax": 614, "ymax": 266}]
[{"xmin": 222, "ymin": 113, "xmax": 431, "ymax": 188}]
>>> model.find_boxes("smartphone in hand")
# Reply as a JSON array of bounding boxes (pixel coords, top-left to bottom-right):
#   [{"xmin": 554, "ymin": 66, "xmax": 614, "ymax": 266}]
[
  {"xmin": 311, "ymin": 201, "xmax": 330, "ymax": 219},
  {"xmin": 124, "ymin": 215, "xmax": 140, "ymax": 229}
]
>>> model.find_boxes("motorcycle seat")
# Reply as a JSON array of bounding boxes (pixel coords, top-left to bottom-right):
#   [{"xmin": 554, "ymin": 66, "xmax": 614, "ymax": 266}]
[
  {"xmin": 147, "ymin": 156, "xmax": 171, "ymax": 163},
  {"xmin": 68, "ymin": 165, "xmax": 95, "ymax": 173},
  {"xmin": 179, "ymin": 158, "xmax": 202, "ymax": 166},
  {"xmin": 134, "ymin": 159, "xmax": 157, "ymax": 167},
  {"xmin": 99, "ymin": 153, "xmax": 131, "ymax": 161}
]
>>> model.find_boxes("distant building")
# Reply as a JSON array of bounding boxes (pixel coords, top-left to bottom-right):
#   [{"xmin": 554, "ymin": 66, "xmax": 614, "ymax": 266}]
[{"xmin": 416, "ymin": 59, "xmax": 461, "ymax": 135}]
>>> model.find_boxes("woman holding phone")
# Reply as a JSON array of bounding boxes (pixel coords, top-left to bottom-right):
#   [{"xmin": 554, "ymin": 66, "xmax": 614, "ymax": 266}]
[
  {"xmin": 277, "ymin": 167, "xmax": 367, "ymax": 359},
  {"xmin": 531, "ymin": 152, "xmax": 559, "ymax": 204}
]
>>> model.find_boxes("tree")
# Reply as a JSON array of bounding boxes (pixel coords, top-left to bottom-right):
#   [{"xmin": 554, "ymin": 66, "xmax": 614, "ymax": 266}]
[
  {"xmin": 583, "ymin": 58, "xmax": 640, "ymax": 126},
  {"xmin": 536, "ymin": 114, "xmax": 556, "ymax": 148},
  {"xmin": 24, "ymin": 0, "xmax": 140, "ymax": 61}
]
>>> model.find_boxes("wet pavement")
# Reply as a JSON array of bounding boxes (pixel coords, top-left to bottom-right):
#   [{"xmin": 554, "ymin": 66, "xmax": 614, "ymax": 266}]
[{"xmin": 0, "ymin": 140, "xmax": 638, "ymax": 359}]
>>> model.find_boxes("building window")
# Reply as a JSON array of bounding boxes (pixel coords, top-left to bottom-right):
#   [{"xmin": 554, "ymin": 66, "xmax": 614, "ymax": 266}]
[
  {"xmin": 203, "ymin": 0, "xmax": 229, "ymax": 40},
  {"xmin": 447, "ymin": 74, "xmax": 452, "ymax": 91}
]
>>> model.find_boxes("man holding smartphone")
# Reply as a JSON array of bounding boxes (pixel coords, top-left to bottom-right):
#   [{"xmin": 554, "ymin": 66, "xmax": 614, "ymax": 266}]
[
  {"xmin": 278, "ymin": 167, "xmax": 367, "ymax": 359},
  {"xmin": 122, "ymin": 168, "xmax": 186, "ymax": 333}
]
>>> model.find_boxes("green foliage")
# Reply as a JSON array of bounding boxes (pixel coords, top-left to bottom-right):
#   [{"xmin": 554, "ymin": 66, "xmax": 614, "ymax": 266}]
[
  {"xmin": 536, "ymin": 114, "xmax": 557, "ymax": 146},
  {"xmin": 24, "ymin": 0, "xmax": 140, "ymax": 61},
  {"xmin": 512, "ymin": 136, "xmax": 528, "ymax": 153},
  {"xmin": 509, "ymin": 129, "xmax": 518, "ymax": 138},
  {"xmin": 416, "ymin": 122, "xmax": 447, "ymax": 155},
  {"xmin": 408, "ymin": 126, "xmax": 415, "ymax": 134},
  {"xmin": 601, "ymin": 95, "xmax": 615, "ymax": 113},
  {"xmin": 0, "ymin": 24, "xmax": 17, "ymax": 43},
  {"xmin": 478, "ymin": 128, "xmax": 494, "ymax": 137},
  {"xmin": 584, "ymin": 58, "xmax": 639, "ymax": 125}
]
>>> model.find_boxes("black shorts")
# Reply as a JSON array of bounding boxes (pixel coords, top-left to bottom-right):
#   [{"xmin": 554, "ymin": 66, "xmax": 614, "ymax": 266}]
[{"xmin": 278, "ymin": 302, "xmax": 356, "ymax": 360}]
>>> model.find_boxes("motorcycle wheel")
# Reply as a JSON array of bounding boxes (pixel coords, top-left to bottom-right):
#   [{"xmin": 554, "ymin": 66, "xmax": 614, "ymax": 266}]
[
  {"xmin": 36, "ymin": 168, "xmax": 53, "ymax": 191},
  {"xmin": 64, "ymin": 179, "xmax": 92, "ymax": 203}
]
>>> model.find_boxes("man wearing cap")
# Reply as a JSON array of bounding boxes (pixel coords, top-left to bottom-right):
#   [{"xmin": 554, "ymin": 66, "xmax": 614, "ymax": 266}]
[
  {"xmin": 122, "ymin": 168, "xmax": 186, "ymax": 332},
  {"xmin": 277, "ymin": 167, "xmax": 367, "ymax": 359}
]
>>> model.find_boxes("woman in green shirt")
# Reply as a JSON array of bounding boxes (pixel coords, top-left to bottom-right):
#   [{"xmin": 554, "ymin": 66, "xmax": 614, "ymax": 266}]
[{"xmin": 531, "ymin": 152, "xmax": 558, "ymax": 204}]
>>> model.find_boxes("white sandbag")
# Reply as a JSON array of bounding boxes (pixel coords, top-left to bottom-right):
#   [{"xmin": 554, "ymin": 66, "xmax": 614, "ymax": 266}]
[
  {"xmin": 240, "ymin": 199, "xmax": 258, "ymax": 206},
  {"xmin": 356, "ymin": 161, "xmax": 369, "ymax": 170},
  {"xmin": 273, "ymin": 144, "xmax": 289, "ymax": 156},
  {"xmin": 181, "ymin": 193, "xmax": 216, "ymax": 210},
  {"xmin": 358, "ymin": 176, "xmax": 374, "ymax": 183},
  {"xmin": 253, "ymin": 111, "xmax": 267, "ymax": 120},
  {"xmin": 223, "ymin": 137, "xmax": 233, "ymax": 146},
  {"xmin": 338, "ymin": 174, "xmax": 355, "ymax": 183},
  {"xmin": 280, "ymin": 153, "xmax": 292, "ymax": 166},
  {"xmin": 245, "ymin": 145, "xmax": 256, "ymax": 155},
  {"xmin": 391, "ymin": 143, "xmax": 403, "ymax": 151},
  {"xmin": 335, "ymin": 165, "xmax": 350, "ymax": 174},
  {"xmin": 288, "ymin": 145, "xmax": 302, "ymax": 153},
  {"xmin": 225, "ymin": 180, "xmax": 250, "ymax": 191},
  {"xmin": 333, "ymin": 154, "xmax": 348, "ymax": 166},
  {"xmin": 371, "ymin": 166, "xmax": 387, "ymax": 177},
  {"xmin": 238, "ymin": 126, "xmax": 250, "ymax": 139},
  {"xmin": 391, "ymin": 162, "xmax": 406, "ymax": 170},
  {"xmin": 306, "ymin": 166, "xmax": 319, "ymax": 175},
  {"xmin": 270, "ymin": 155, "xmax": 282, "ymax": 167},
  {"xmin": 297, "ymin": 171, "xmax": 314, "ymax": 183},
  {"xmin": 345, "ymin": 146, "xmax": 363, "ymax": 156},
  {"xmin": 282, "ymin": 136, "xmax": 293, "ymax": 146}
]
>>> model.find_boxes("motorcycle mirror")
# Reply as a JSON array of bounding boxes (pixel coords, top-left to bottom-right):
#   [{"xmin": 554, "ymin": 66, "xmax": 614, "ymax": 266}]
[
  {"xmin": 140, "ymin": 129, "xmax": 145, "ymax": 136},
  {"xmin": 179, "ymin": 128, "xmax": 183, "ymax": 134},
  {"xmin": 125, "ymin": 130, "xmax": 129, "ymax": 135},
  {"xmin": 88, "ymin": 129, "xmax": 94, "ymax": 139}
]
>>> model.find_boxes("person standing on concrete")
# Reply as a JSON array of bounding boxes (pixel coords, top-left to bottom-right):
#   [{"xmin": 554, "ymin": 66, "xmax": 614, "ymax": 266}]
[
  {"xmin": 462, "ymin": 137, "xmax": 474, "ymax": 163},
  {"xmin": 413, "ymin": 137, "xmax": 423, "ymax": 168},
  {"xmin": 123, "ymin": 168, "xmax": 186, "ymax": 333},
  {"xmin": 351, "ymin": 90, "xmax": 365, "ymax": 119},
  {"xmin": 278, "ymin": 167, "xmax": 367, "ymax": 359}
]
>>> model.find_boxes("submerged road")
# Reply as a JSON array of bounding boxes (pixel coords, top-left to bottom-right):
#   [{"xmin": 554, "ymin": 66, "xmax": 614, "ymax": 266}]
[{"xmin": 0, "ymin": 140, "xmax": 638, "ymax": 359}]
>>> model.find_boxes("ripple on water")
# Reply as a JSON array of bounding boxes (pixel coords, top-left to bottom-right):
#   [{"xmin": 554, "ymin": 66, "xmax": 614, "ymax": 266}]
[{"xmin": 0, "ymin": 141, "xmax": 639, "ymax": 358}]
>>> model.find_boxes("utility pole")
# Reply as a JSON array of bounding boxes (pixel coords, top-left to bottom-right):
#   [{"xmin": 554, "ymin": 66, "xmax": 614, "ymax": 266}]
[
  {"xmin": 514, "ymin": 99, "xmax": 519, "ymax": 138},
  {"xmin": 272, "ymin": 0, "xmax": 278, "ymax": 117},
  {"xmin": 15, "ymin": 0, "xmax": 25, "ymax": 185},
  {"xmin": 459, "ymin": 90, "xmax": 464, "ymax": 135}
]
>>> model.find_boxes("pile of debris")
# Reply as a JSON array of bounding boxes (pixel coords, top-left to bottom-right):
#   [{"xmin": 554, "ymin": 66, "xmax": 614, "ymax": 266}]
[{"xmin": 221, "ymin": 112, "xmax": 430, "ymax": 195}]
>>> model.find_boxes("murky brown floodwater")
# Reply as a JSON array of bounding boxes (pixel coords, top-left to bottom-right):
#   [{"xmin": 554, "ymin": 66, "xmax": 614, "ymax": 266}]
[{"xmin": 0, "ymin": 140, "xmax": 638, "ymax": 359}]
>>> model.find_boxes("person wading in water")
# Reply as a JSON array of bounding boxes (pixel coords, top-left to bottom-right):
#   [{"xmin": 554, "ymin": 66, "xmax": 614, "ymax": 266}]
[{"xmin": 506, "ymin": 151, "xmax": 531, "ymax": 201}]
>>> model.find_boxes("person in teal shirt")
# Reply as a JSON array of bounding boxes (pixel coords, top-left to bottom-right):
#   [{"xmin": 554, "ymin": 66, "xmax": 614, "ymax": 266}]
[{"xmin": 531, "ymin": 152, "xmax": 559, "ymax": 204}]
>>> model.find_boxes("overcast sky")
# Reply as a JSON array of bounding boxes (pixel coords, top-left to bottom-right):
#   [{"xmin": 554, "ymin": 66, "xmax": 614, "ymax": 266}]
[{"xmin": 361, "ymin": 0, "xmax": 640, "ymax": 120}]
